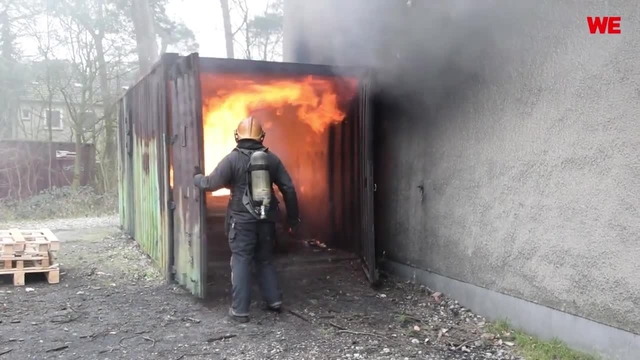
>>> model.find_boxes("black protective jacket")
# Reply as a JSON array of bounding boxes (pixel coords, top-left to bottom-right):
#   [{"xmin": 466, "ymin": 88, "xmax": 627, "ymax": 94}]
[{"xmin": 194, "ymin": 139, "xmax": 299, "ymax": 225}]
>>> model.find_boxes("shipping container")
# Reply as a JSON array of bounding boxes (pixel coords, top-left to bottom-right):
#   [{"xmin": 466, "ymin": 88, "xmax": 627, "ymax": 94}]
[
  {"xmin": 118, "ymin": 53, "xmax": 376, "ymax": 298},
  {"xmin": 117, "ymin": 53, "xmax": 178, "ymax": 281}
]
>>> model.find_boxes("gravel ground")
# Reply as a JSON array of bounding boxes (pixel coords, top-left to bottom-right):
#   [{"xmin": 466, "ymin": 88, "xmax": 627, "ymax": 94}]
[{"xmin": 0, "ymin": 217, "xmax": 523, "ymax": 360}]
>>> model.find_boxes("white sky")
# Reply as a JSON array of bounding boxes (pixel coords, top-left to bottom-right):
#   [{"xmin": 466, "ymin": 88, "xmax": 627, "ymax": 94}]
[
  {"xmin": 166, "ymin": 0, "xmax": 272, "ymax": 58},
  {"xmin": 17, "ymin": 0, "xmax": 275, "ymax": 60}
]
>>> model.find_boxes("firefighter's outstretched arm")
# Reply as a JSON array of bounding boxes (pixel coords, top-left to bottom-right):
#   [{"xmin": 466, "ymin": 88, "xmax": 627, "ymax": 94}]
[
  {"xmin": 193, "ymin": 154, "xmax": 233, "ymax": 191},
  {"xmin": 272, "ymin": 159, "xmax": 300, "ymax": 226}
]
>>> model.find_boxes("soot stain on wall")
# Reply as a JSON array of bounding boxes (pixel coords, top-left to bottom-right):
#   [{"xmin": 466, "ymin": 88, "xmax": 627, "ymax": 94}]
[{"xmin": 285, "ymin": 0, "xmax": 640, "ymax": 334}]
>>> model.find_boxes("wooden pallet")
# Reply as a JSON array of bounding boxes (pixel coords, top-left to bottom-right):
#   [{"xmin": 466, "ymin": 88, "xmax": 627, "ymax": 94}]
[
  {"xmin": 0, "ymin": 229, "xmax": 60, "ymax": 286},
  {"xmin": 0, "ymin": 229, "xmax": 60, "ymax": 256},
  {"xmin": 0, "ymin": 251, "xmax": 59, "ymax": 286}
]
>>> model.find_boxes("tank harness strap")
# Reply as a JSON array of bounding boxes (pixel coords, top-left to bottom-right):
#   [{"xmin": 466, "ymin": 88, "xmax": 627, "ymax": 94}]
[
  {"xmin": 235, "ymin": 147, "xmax": 268, "ymax": 169},
  {"xmin": 248, "ymin": 163, "xmax": 269, "ymax": 171},
  {"xmin": 234, "ymin": 146, "xmax": 268, "ymax": 157}
]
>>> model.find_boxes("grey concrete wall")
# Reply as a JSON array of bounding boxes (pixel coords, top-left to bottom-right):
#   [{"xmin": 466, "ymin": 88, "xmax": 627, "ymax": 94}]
[{"xmin": 285, "ymin": 0, "xmax": 640, "ymax": 336}]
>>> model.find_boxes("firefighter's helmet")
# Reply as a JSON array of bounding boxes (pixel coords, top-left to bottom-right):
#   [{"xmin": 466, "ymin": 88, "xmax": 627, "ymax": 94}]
[{"xmin": 234, "ymin": 116, "xmax": 265, "ymax": 142}]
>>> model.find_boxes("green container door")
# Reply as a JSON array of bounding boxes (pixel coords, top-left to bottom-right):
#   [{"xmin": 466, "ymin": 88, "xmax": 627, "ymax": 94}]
[{"xmin": 169, "ymin": 53, "xmax": 208, "ymax": 298}]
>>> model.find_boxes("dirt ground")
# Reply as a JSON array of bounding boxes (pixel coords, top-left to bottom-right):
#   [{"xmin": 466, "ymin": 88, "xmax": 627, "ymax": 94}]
[{"xmin": 0, "ymin": 220, "xmax": 522, "ymax": 360}]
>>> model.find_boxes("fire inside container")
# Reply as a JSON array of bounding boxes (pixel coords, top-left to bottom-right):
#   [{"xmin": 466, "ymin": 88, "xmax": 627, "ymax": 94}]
[
  {"xmin": 120, "ymin": 54, "xmax": 376, "ymax": 298},
  {"xmin": 196, "ymin": 73, "xmax": 360, "ymax": 260}
]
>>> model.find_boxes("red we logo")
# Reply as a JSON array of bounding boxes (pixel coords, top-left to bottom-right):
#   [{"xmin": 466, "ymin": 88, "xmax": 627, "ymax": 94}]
[{"xmin": 587, "ymin": 16, "xmax": 621, "ymax": 34}]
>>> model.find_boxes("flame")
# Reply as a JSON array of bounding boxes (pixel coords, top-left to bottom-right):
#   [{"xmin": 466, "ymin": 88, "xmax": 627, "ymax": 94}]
[{"xmin": 201, "ymin": 74, "xmax": 357, "ymax": 196}]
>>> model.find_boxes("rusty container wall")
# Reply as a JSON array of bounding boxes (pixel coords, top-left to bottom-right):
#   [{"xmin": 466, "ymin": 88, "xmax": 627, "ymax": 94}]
[{"xmin": 117, "ymin": 54, "xmax": 179, "ymax": 280}]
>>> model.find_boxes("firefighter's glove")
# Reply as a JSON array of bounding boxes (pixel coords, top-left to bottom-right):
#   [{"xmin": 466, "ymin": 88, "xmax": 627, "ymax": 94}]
[
  {"xmin": 193, "ymin": 174, "xmax": 204, "ymax": 188},
  {"xmin": 193, "ymin": 166, "xmax": 204, "ymax": 187}
]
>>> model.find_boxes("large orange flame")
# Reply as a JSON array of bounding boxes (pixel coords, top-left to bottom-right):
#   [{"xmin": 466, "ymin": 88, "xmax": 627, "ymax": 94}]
[{"xmin": 201, "ymin": 74, "xmax": 357, "ymax": 196}]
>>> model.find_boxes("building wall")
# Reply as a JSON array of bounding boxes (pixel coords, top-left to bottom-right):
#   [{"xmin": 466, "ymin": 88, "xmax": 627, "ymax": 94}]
[
  {"xmin": 14, "ymin": 100, "xmax": 103, "ymax": 144},
  {"xmin": 285, "ymin": 0, "xmax": 640, "ymax": 337}
]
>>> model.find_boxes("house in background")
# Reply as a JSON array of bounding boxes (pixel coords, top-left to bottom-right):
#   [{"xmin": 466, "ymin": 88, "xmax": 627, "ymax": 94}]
[
  {"xmin": 9, "ymin": 59, "xmax": 136, "ymax": 144},
  {"xmin": 0, "ymin": 59, "xmax": 137, "ymax": 198},
  {"xmin": 13, "ymin": 80, "xmax": 104, "ymax": 144}
]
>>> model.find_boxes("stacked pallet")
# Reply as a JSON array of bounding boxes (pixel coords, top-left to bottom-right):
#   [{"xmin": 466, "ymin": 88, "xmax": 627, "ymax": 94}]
[{"xmin": 0, "ymin": 229, "xmax": 60, "ymax": 286}]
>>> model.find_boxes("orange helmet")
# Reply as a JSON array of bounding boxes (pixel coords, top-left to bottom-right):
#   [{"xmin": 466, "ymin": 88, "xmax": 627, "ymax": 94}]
[{"xmin": 234, "ymin": 116, "xmax": 265, "ymax": 142}]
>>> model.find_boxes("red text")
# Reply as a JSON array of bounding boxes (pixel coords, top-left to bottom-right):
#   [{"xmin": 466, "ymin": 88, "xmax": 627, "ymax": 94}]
[{"xmin": 587, "ymin": 16, "xmax": 621, "ymax": 34}]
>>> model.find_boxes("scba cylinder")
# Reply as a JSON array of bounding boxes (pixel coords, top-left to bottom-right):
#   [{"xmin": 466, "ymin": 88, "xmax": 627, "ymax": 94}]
[{"xmin": 249, "ymin": 151, "xmax": 271, "ymax": 218}]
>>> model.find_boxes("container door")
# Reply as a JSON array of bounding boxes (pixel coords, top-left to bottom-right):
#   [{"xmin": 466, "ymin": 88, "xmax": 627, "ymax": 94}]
[
  {"xmin": 120, "ymin": 93, "xmax": 135, "ymax": 235},
  {"xmin": 359, "ymin": 76, "xmax": 378, "ymax": 284},
  {"xmin": 168, "ymin": 53, "xmax": 207, "ymax": 298}
]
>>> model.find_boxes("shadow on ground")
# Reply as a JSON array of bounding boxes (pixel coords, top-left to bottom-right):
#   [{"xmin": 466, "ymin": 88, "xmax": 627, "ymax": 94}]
[{"xmin": 0, "ymin": 226, "xmax": 520, "ymax": 360}]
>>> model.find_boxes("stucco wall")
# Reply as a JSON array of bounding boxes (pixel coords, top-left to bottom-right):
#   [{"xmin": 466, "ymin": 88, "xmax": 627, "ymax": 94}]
[{"xmin": 285, "ymin": 0, "xmax": 640, "ymax": 334}]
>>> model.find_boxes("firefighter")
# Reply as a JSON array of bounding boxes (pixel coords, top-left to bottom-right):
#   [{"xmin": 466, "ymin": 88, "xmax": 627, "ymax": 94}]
[{"xmin": 193, "ymin": 116, "xmax": 300, "ymax": 323}]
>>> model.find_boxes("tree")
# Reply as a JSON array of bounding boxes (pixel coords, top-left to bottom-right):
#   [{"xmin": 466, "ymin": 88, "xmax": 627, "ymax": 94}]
[
  {"xmin": 116, "ymin": 0, "xmax": 198, "ymax": 73},
  {"xmin": 2, "ymin": 0, "xmax": 196, "ymax": 197},
  {"xmin": 220, "ymin": 0, "xmax": 234, "ymax": 58},
  {"xmin": 20, "ymin": 8, "xmax": 65, "ymax": 188},
  {"xmin": 41, "ymin": 0, "xmax": 196, "ymax": 191},
  {"xmin": 228, "ymin": 0, "xmax": 283, "ymax": 61},
  {"xmin": 0, "ymin": 8, "xmax": 17, "ymax": 139},
  {"xmin": 130, "ymin": 0, "xmax": 157, "ymax": 73},
  {"xmin": 150, "ymin": 0, "xmax": 198, "ymax": 55},
  {"xmin": 56, "ymin": 15, "xmax": 101, "ymax": 188},
  {"xmin": 0, "ymin": 0, "xmax": 36, "ymax": 139},
  {"xmin": 247, "ymin": 0, "xmax": 283, "ymax": 61},
  {"xmin": 49, "ymin": 0, "xmax": 131, "ymax": 190}
]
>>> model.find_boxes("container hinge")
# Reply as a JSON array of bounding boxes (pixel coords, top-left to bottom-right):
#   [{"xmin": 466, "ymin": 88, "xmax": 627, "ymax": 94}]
[
  {"xmin": 168, "ymin": 200, "xmax": 176, "ymax": 210},
  {"xmin": 374, "ymin": 183, "xmax": 377, "ymax": 192}
]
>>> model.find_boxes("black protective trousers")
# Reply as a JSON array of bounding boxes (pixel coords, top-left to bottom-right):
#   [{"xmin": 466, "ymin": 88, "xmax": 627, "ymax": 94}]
[{"xmin": 228, "ymin": 219, "xmax": 282, "ymax": 317}]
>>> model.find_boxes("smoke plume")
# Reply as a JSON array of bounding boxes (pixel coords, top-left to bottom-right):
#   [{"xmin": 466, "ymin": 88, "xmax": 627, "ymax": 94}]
[{"xmin": 285, "ymin": 0, "xmax": 542, "ymax": 115}]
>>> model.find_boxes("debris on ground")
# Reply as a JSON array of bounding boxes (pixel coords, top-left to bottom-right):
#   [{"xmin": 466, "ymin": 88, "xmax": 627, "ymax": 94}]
[{"xmin": 0, "ymin": 217, "xmax": 523, "ymax": 359}]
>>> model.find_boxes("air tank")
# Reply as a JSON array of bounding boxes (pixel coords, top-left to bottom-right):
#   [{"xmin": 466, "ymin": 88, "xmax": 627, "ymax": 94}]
[{"xmin": 250, "ymin": 151, "xmax": 271, "ymax": 219}]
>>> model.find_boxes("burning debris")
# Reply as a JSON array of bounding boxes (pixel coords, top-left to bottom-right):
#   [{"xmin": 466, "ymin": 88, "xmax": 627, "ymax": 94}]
[{"xmin": 304, "ymin": 238, "xmax": 328, "ymax": 249}]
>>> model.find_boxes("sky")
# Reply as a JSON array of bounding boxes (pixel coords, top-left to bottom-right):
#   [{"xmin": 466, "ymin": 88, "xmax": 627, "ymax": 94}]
[
  {"xmin": 166, "ymin": 0, "xmax": 273, "ymax": 58},
  {"xmin": 16, "ymin": 0, "xmax": 276, "ymax": 60}
]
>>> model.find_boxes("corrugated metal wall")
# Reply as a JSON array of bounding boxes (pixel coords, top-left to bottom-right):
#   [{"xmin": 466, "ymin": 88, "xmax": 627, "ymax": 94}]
[{"xmin": 117, "ymin": 55, "xmax": 177, "ymax": 279}]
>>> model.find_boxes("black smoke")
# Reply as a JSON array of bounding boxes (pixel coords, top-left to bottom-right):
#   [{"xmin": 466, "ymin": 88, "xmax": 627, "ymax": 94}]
[{"xmin": 285, "ymin": 0, "xmax": 541, "ymax": 118}]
